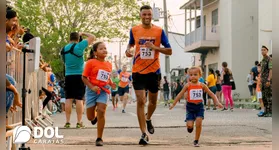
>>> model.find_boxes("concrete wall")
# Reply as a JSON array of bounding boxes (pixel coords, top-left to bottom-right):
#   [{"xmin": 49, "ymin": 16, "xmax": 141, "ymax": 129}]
[
  {"xmin": 160, "ymin": 32, "xmax": 194, "ymax": 77},
  {"xmin": 258, "ymin": 0, "xmax": 272, "ymax": 60},
  {"xmin": 219, "ymin": 0, "xmax": 232, "ymax": 70},
  {"xmin": 204, "ymin": 48, "xmax": 220, "ymax": 76},
  {"xmin": 231, "ymin": 0, "xmax": 259, "ymax": 98}
]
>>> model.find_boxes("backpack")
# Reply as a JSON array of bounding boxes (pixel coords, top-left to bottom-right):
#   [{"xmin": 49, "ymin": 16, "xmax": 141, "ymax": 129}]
[{"xmin": 60, "ymin": 43, "xmax": 83, "ymax": 76}]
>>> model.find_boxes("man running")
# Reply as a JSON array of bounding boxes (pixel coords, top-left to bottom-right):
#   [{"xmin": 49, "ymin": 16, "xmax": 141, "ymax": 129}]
[{"xmin": 125, "ymin": 5, "xmax": 172, "ymax": 145}]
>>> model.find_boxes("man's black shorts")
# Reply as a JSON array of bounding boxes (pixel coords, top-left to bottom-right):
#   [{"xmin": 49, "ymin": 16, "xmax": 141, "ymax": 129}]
[
  {"xmin": 132, "ymin": 72, "xmax": 161, "ymax": 93},
  {"xmin": 65, "ymin": 75, "xmax": 85, "ymax": 100}
]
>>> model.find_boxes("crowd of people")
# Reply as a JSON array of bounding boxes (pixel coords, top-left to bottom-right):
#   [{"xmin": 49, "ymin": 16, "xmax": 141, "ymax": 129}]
[
  {"xmin": 5, "ymin": 7, "xmax": 59, "ymax": 130},
  {"xmin": 247, "ymin": 46, "xmax": 272, "ymax": 117},
  {"xmin": 5, "ymin": 4, "xmax": 272, "ymax": 148}
]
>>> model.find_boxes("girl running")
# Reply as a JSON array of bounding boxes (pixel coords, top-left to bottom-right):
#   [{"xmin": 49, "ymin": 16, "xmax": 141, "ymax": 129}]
[
  {"xmin": 82, "ymin": 42, "xmax": 116, "ymax": 146},
  {"xmin": 169, "ymin": 66, "xmax": 223, "ymax": 147}
]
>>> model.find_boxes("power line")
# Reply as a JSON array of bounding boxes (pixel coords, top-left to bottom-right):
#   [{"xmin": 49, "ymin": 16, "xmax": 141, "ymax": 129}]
[
  {"xmin": 170, "ymin": 13, "xmax": 185, "ymax": 16},
  {"xmin": 168, "ymin": 26, "xmax": 185, "ymax": 50},
  {"xmin": 169, "ymin": 17, "xmax": 185, "ymax": 43}
]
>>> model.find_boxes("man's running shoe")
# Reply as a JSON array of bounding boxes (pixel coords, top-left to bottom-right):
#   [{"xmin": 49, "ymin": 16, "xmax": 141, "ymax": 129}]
[
  {"xmin": 139, "ymin": 133, "xmax": 149, "ymax": 145},
  {"xmin": 64, "ymin": 123, "xmax": 70, "ymax": 128},
  {"xmin": 146, "ymin": 120, "xmax": 154, "ymax": 134}
]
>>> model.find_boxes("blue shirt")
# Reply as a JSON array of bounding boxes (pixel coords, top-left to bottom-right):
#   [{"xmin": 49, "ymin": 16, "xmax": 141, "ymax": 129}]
[
  {"xmin": 60, "ymin": 88, "xmax": 65, "ymax": 98},
  {"xmin": 64, "ymin": 40, "xmax": 88, "ymax": 76},
  {"xmin": 199, "ymin": 77, "xmax": 205, "ymax": 84}
]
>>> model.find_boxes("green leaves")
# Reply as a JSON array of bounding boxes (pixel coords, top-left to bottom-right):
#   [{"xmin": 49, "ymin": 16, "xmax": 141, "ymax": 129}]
[{"xmin": 13, "ymin": 0, "xmax": 141, "ymax": 79}]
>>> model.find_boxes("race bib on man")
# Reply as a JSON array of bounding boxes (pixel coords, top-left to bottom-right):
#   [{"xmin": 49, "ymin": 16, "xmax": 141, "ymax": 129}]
[
  {"xmin": 121, "ymin": 76, "xmax": 128, "ymax": 82},
  {"xmin": 140, "ymin": 47, "xmax": 154, "ymax": 59},
  {"xmin": 96, "ymin": 69, "xmax": 110, "ymax": 82},
  {"xmin": 189, "ymin": 89, "xmax": 203, "ymax": 100}
]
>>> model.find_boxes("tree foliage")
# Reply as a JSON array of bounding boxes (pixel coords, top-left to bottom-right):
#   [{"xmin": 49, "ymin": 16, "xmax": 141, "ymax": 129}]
[{"xmin": 13, "ymin": 0, "xmax": 141, "ymax": 79}]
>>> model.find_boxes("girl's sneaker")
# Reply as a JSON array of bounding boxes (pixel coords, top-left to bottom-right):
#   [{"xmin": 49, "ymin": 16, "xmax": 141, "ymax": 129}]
[
  {"xmin": 193, "ymin": 140, "xmax": 199, "ymax": 147},
  {"xmin": 95, "ymin": 138, "xmax": 103, "ymax": 146},
  {"xmin": 230, "ymin": 108, "xmax": 234, "ymax": 112}
]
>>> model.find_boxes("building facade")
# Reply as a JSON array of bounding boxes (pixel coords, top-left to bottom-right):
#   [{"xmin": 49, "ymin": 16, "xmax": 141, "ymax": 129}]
[{"xmin": 180, "ymin": 0, "xmax": 272, "ymax": 99}]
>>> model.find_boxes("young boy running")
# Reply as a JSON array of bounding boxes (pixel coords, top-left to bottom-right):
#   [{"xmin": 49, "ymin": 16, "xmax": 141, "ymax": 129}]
[{"xmin": 170, "ymin": 66, "xmax": 223, "ymax": 147}]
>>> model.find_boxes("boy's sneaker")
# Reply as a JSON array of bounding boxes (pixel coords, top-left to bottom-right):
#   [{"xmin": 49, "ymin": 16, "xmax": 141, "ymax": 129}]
[
  {"xmin": 213, "ymin": 107, "xmax": 217, "ymax": 110},
  {"xmin": 193, "ymin": 140, "xmax": 199, "ymax": 147},
  {"xmin": 95, "ymin": 138, "xmax": 103, "ymax": 146},
  {"xmin": 257, "ymin": 110, "xmax": 265, "ymax": 117},
  {"xmin": 91, "ymin": 117, "xmax": 98, "ymax": 125},
  {"xmin": 122, "ymin": 109, "xmax": 126, "ymax": 113},
  {"xmin": 146, "ymin": 120, "xmax": 154, "ymax": 134},
  {"xmin": 139, "ymin": 133, "xmax": 149, "ymax": 145},
  {"xmin": 76, "ymin": 122, "xmax": 85, "ymax": 129},
  {"xmin": 64, "ymin": 123, "xmax": 70, "ymax": 128}
]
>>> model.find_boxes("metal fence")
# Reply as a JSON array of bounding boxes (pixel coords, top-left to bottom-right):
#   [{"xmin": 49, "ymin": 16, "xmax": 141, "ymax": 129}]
[{"xmin": 6, "ymin": 50, "xmax": 47, "ymax": 125}]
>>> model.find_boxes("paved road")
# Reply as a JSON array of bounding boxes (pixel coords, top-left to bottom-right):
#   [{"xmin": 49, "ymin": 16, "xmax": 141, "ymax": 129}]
[{"xmin": 28, "ymin": 101, "xmax": 272, "ymax": 150}]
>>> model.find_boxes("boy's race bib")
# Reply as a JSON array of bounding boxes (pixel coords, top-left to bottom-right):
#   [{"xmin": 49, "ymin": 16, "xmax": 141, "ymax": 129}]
[{"xmin": 189, "ymin": 89, "xmax": 203, "ymax": 100}]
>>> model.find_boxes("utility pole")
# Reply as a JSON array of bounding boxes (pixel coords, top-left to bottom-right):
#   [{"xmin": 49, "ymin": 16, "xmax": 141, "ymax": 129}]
[
  {"xmin": 119, "ymin": 41, "xmax": 121, "ymax": 68},
  {"xmin": 163, "ymin": 0, "xmax": 171, "ymax": 82}
]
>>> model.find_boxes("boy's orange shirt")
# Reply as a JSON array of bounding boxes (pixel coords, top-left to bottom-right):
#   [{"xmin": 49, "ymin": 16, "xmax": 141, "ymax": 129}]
[
  {"xmin": 83, "ymin": 59, "xmax": 112, "ymax": 87},
  {"xmin": 187, "ymin": 82, "xmax": 204, "ymax": 104}
]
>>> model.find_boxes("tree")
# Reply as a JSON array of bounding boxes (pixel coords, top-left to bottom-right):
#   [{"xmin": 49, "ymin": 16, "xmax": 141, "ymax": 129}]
[{"xmin": 13, "ymin": 0, "xmax": 141, "ymax": 79}]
